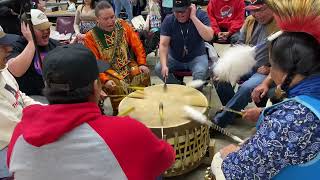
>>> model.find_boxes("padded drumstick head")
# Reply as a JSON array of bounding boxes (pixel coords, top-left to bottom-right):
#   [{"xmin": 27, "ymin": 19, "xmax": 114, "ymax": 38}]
[
  {"xmin": 186, "ymin": 80, "xmax": 206, "ymax": 89},
  {"xmin": 183, "ymin": 105, "xmax": 208, "ymax": 125}
]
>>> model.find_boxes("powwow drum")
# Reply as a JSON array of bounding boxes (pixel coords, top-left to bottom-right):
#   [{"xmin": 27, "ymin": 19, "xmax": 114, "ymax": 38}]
[{"xmin": 118, "ymin": 84, "xmax": 209, "ymax": 177}]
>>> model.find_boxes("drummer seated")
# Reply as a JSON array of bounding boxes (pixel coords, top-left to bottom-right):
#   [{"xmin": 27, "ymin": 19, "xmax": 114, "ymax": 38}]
[
  {"xmin": 7, "ymin": 44, "xmax": 175, "ymax": 180},
  {"xmin": 213, "ymin": 1, "xmax": 279, "ymax": 127},
  {"xmin": 84, "ymin": 1, "xmax": 150, "ymax": 115},
  {"xmin": 211, "ymin": 24, "xmax": 320, "ymax": 180},
  {"xmin": 155, "ymin": 0, "xmax": 213, "ymax": 87}
]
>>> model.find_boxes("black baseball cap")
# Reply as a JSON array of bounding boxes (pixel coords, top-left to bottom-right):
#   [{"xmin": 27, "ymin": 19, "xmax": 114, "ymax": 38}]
[
  {"xmin": 245, "ymin": 0, "xmax": 265, "ymax": 11},
  {"xmin": 0, "ymin": 25, "xmax": 18, "ymax": 45},
  {"xmin": 173, "ymin": 0, "xmax": 191, "ymax": 12},
  {"xmin": 42, "ymin": 44, "xmax": 110, "ymax": 91}
]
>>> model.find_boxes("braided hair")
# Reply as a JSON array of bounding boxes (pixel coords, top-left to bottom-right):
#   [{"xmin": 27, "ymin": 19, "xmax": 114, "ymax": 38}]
[{"xmin": 270, "ymin": 32, "xmax": 320, "ymax": 102}]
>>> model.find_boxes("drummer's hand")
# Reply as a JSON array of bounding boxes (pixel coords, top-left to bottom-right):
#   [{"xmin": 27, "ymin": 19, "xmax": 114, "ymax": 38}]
[
  {"xmin": 139, "ymin": 65, "xmax": 149, "ymax": 74},
  {"xmin": 220, "ymin": 144, "xmax": 240, "ymax": 159},
  {"xmin": 76, "ymin": 33, "xmax": 86, "ymax": 41},
  {"xmin": 251, "ymin": 82, "xmax": 269, "ymax": 103},
  {"xmin": 104, "ymin": 80, "xmax": 116, "ymax": 90},
  {"xmin": 257, "ymin": 65, "xmax": 270, "ymax": 75},
  {"xmin": 100, "ymin": 89, "xmax": 108, "ymax": 100},
  {"xmin": 161, "ymin": 65, "xmax": 169, "ymax": 79},
  {"xmin": 242, "ymin": 107, "xmax": 263, "ymax": 122}
]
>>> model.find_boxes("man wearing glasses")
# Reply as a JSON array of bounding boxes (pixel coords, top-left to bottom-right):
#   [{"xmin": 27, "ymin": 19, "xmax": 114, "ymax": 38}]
[
  {"xmin": 213, "ymin": 0, "xmax": 280, "ymax": 127},
  {"xmin": 155, "ymin": 0, "xmax": 213, "ymax": 85}
]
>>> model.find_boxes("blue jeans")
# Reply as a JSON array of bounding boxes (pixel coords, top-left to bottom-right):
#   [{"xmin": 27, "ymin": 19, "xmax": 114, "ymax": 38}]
[
  {"xmin": 0, "ymin": 148, "xmax": 11, "ymax": 178},
  {"xmin": 155, "ymin": 54, "xmax": 208, "ymax": 84},
  {"xmin": 114, "ymin": 0, "xmax": 133, "ymax": 21},
  {"xmin": 213, "ymin": 72, "xmax": 267, "ymax": 127}
]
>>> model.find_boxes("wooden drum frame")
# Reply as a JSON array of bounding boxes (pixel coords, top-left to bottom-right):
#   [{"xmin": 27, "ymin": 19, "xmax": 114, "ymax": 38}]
[{"xmin": 118, "ymin": 84, "xmax": 209, "ymax": 177}]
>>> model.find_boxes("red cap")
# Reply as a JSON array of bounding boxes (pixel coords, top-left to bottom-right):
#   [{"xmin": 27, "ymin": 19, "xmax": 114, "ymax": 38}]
[{"xmin": 245, "ymin": 0, "xmax": 265, "ymax": 11}]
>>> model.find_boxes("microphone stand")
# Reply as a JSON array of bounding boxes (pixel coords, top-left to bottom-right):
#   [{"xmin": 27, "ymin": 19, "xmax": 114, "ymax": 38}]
[{"xmin": 22, "ymin": 0, "xmax": 43, "ymax": 68}]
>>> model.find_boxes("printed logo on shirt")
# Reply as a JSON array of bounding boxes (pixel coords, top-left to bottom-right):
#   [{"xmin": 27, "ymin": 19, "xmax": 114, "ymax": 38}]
[
  {"xmin": 250, "ymin": 0, "xmax": 258, "ymax": 4},
  {"xmin": 220, "ymin": 5, "xmax": 234, "ymax": 18},
  {"xmin": 4, "ymin": 84, "xmax": 23, "ymax": 108}
]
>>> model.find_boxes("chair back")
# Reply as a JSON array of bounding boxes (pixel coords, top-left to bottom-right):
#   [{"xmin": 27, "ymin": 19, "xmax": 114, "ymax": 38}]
[{"xmin": 56, "ymin": 16, "xmax": 75, "ymax": 34}]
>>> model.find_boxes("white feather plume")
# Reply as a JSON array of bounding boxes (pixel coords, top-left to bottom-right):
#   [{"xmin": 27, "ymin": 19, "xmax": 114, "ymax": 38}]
[
  {"xmin": 183, "ymin": 106, "xmax": 209, "ymax": 125},
  {"xmin": 213, "ymin": 45, "xmax": 256, "ymax": 85},
  {"xmin": 267, "ymin": 31, "xmax": 283, "ymax": 42},
  {"xmin": 186, "ymin": 80, "xmax": 206, "ymax": 88}
]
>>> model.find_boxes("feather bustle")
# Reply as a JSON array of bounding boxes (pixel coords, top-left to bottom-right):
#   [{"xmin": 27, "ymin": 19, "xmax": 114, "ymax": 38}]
[{"xmin": 267, "ymin": 0, "xmax": 320, "ymax": 42}]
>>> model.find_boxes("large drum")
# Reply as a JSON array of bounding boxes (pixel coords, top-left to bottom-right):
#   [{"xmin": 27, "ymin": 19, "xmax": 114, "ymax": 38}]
[{"xmin": 119, "ymin": 84, "xmax": 209, "ymax": 177}]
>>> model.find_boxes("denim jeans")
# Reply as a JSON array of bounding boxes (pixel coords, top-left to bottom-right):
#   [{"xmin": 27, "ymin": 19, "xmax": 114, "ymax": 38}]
[
  {"xmin": 213, "ymin": 72, "xmax": 267, "ymax": 127},
  {"xmin": 155, "ymin": 54, "xmax": 208, "ymax": 84},
  {"xmin": 114, "ymin": 0, "xmax": 133, "ymax": 21},
  {"xmin": 0, "ymin": 148, "xmax": 11, "ymax": 178}
]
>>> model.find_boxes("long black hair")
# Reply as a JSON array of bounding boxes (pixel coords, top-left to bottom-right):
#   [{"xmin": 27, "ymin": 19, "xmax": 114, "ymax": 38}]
[{"xmin": 270, "ymin": 32, "xmax": 320, "ymax": 93}]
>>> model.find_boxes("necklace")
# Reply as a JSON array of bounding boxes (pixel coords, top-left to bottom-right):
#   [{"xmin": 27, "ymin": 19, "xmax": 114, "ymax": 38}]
[{"xmin": 179, "ymin": 20, "xmax": 190, "ymax": 57}]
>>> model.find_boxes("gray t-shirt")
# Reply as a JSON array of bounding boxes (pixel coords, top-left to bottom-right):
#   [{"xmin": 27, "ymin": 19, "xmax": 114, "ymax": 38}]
[{"xmin": 238, "ymin": 22, "xmax": 269, "ymax": 71}]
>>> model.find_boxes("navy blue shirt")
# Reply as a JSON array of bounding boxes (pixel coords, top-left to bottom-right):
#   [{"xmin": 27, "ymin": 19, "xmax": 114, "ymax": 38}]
[{"xmin": 160, "ymin": 10, "xmax": 210, "ymax": 62}]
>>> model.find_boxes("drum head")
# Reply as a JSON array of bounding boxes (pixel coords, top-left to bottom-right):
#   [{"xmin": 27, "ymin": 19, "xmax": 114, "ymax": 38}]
[{"xmin": 118, "ymin": 84, "xmax": 208, "ymax": 128}]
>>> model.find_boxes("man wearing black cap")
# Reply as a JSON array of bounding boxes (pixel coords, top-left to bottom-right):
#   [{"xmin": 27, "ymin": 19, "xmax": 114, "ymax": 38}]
[
  {"xmin": 0, "ymin": 25, "xmax": 39, "ymax": 180},
  {"xmin": 155, "ymin": 0, "xmax": 213, "ymax": 85},
  {"xmin": 7, "ymin": 44, "xmax": 175, "ymax": 180}
]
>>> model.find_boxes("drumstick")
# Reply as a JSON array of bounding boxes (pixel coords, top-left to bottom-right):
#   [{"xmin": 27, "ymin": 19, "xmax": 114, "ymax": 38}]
[
  {"xmin": 159, "ymin": 102, "xmax": 164, "ymax": 139},
  {"xmin": 107, "ymin": 94, "xmax": 144, "ymax": 99},
  {"xmin": 163, "ymin": 77, "xmax": 168, "ymax": 92},
  {"xmin": 116, "ymin": 85, "xmax": 145, "ymax": 91},
  {"xmin": 118, "ymin": 107, "xmax": 135, "ymax": 116},
  {"xmin": 186, "ymin": 79, "xmax": 207, "ymax": 88},
  {"xmin": 183, "ymin": 106, "xmax": 244, "ymax": 144},
  {"xmin": 116, "ymin": 86, "xmax": 145, "ymax": 91},
  {"xmin": 221, "ymin": 106, "xmax": 244, "ymax": 116}
]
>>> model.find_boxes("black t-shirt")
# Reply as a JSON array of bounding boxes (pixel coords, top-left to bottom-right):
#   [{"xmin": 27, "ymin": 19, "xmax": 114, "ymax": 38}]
[{"xmin": 8, "ymin": 37, "xmax": 59, "ymax": 95}]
